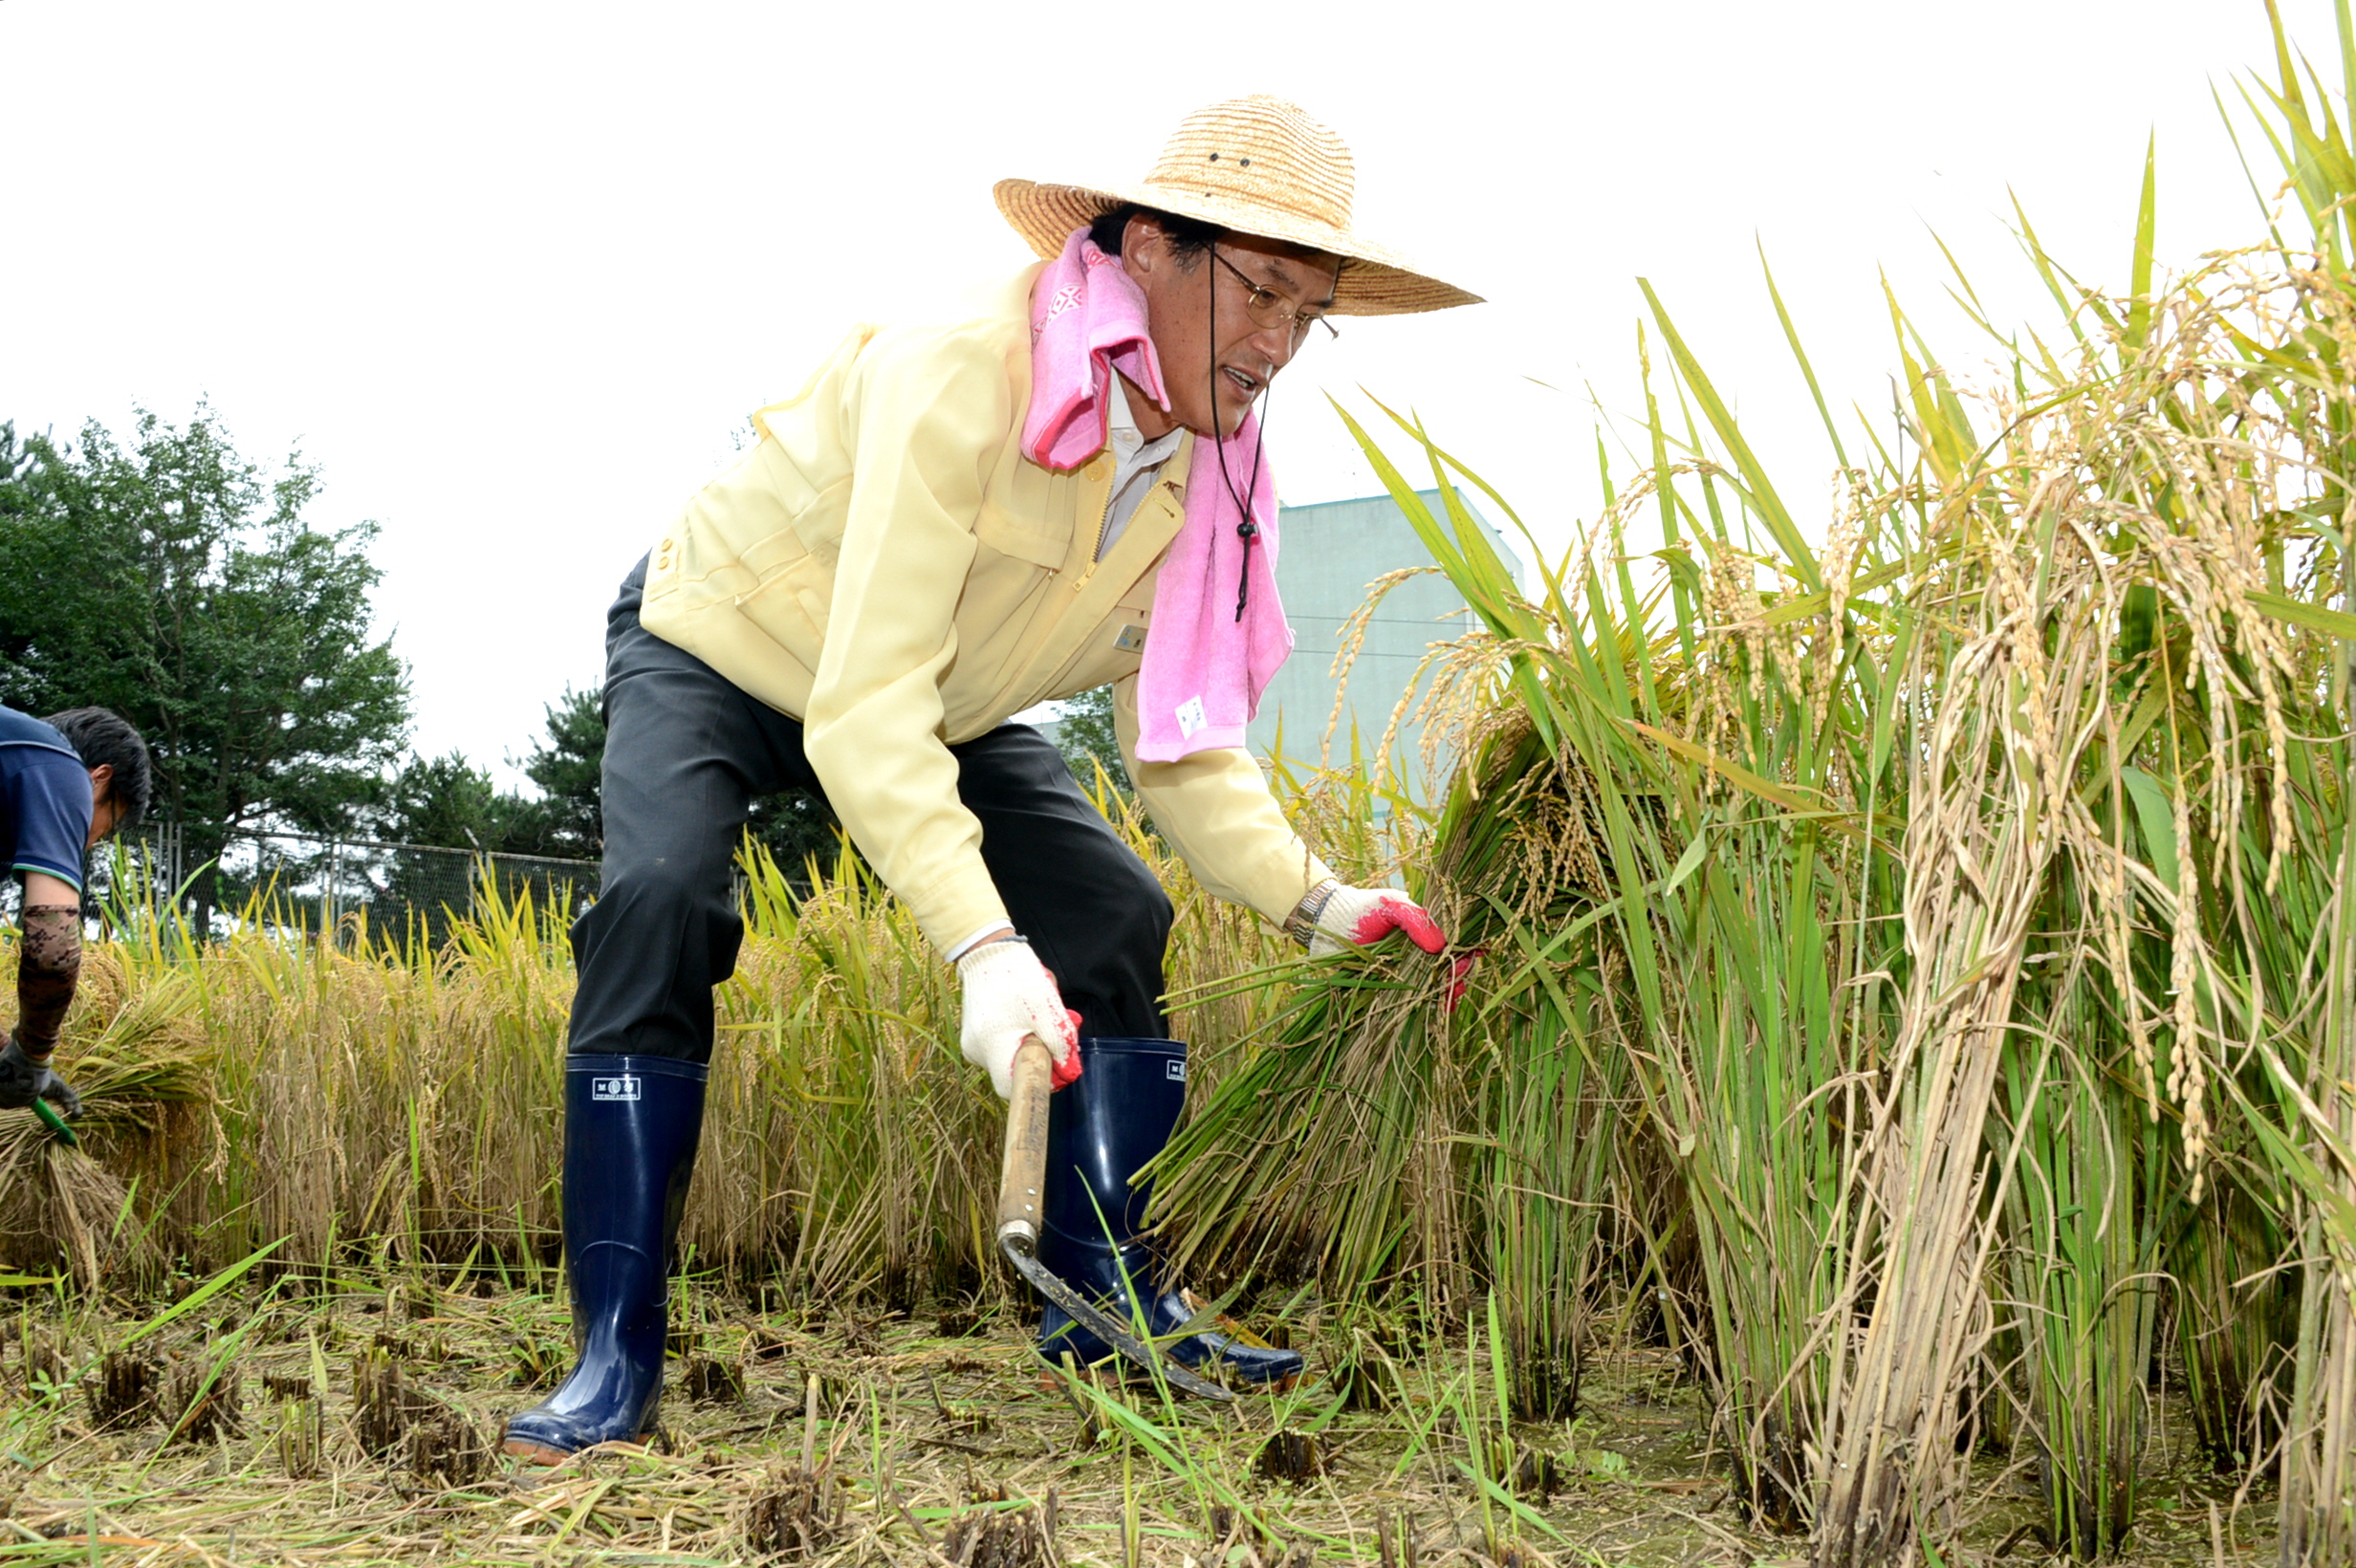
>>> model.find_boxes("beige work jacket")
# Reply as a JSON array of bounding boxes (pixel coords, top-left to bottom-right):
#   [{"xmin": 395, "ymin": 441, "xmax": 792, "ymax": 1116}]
[{"xmin": 638, "ymin": 265, "xmax": 1331, "ymax": 951}]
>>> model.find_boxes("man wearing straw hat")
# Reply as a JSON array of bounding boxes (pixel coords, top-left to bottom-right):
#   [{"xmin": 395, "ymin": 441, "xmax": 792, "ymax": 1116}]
[{"xmin": 506, "ymin": 97, "xmax": 1478, "ymax": 1461}]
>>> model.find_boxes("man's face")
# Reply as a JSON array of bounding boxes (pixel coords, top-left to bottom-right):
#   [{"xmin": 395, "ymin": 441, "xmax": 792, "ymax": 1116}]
[
  {"xmin": 1120, "ymin": 218, "xmax": 1341, "ymax": 442},
  {"xmin": 84, "ymin": 765, "xmax": 120, "ymax": 849}
]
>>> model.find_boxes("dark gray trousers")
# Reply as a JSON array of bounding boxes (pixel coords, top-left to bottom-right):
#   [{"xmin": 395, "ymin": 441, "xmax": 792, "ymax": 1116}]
[{"xmin": 567, "ymin": 558, "xmax": 1173, "ymax": 1062}]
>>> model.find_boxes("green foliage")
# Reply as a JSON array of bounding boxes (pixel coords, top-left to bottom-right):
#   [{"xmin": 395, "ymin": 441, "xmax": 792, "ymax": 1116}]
[
  {"xmin": 0, "ymin": 407, "xmax": 409, "ymax": 928},
  {"xmin": 746, "ymin": 790, "xmax": 848, "ymax": 887},
  {"xmin": 358, "ymin": 751, "xmax": 587, "ymax": 941},
  {"xmin": 507, "ymin": 677, "xmax": 846, "ymax": 883},
  {"xmin": 382, "ymin": 751, "xmax": 557, "ymax": 857},
  {"xmin": 516, "ymin": 685, "xmax": 605, "ymax": 858},
  {"xmin": 1052, "ymin": 684, "xmax": 1131, "ymax": 795}
]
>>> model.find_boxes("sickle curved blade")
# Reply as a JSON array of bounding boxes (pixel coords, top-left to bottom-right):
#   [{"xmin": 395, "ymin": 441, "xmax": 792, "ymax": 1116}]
[{"xmin": 1002, "ymin": 1240, "xmax": 1234, "ymax": 1403}]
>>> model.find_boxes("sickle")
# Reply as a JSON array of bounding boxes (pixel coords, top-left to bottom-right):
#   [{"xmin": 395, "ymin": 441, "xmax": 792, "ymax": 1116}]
[{"xmin": 997, "ymin": 1037, "xmax": 1234, "ymax": 1402}]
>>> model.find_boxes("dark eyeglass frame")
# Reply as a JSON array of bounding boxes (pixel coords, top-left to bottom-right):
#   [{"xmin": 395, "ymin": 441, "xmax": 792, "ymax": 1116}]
[{"xmin": 1210, "ymin": 246, "xmax": 1340, "ymax": 343}]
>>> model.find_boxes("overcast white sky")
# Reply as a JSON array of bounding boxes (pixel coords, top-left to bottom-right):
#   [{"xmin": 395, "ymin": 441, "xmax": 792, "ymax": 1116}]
[{"xmin": 2, "ymin": 0, "xmax": 2340, "ymax": 787}]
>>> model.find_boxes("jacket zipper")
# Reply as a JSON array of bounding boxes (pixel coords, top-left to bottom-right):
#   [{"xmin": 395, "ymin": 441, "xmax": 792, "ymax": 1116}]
[{"xmin": 1072, "ymin": 482, "xmax": 1115, "ymax": 592}]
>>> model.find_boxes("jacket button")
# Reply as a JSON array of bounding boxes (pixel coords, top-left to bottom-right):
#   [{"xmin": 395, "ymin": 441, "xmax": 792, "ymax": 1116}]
[
  {"xmin": 661, "ymin": 537, "xmax": 674, "ymax": 551},
  {"xmin": 1087, "ymin": 458, "xmax": 1109, "ymax": 481}
]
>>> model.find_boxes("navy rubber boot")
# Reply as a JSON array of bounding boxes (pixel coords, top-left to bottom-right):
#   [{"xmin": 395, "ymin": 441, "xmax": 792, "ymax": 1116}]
[
  {"xmin": 503, "ymin": 1056, "xmax": 707, "ymax": 1462},
  {"xmin": 1035, "ymin": 1037, "xmax": 1303, "ymax": 1387}
]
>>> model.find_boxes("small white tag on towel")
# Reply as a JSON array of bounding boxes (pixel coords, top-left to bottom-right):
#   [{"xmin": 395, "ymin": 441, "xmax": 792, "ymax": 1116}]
[{"xmin": 1175, "ymin": 696, "xmax": 1207, "ymax": 737}]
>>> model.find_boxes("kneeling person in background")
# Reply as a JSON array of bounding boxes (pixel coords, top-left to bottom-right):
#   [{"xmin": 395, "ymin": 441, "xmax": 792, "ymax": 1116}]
[{"xmin": 0, "ymin": 706, "xmax": 152, "ymax": 1120}]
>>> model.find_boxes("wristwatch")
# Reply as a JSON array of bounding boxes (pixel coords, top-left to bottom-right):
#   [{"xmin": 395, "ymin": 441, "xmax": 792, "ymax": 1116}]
[{"xmin": 1282, "ymin": 878, "xmax": 1342, "ymax": 948}]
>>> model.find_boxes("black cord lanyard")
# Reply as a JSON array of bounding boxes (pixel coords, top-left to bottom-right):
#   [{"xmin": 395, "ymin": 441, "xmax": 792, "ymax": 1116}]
[{"xmin": 1210, "ymin": 242, "xmax": 1270, "ymax": 623}]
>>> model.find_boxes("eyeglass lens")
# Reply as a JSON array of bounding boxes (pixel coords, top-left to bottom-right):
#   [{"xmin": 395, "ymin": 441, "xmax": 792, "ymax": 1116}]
[{"xmin": 1213, "ymin": 247, "xmax": 1337, "ymax": 341}]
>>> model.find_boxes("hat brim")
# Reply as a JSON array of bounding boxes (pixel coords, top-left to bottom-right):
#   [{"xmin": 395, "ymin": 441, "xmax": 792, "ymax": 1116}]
[{"xmin": 993, "ymin": 177, "xmax": 1482, "ymax": 317}]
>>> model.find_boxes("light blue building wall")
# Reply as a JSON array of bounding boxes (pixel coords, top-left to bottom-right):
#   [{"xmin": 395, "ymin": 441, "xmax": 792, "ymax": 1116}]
[{"xmin": 1247, "ymin": 488, "xmax": 1513, "ymax": 795}]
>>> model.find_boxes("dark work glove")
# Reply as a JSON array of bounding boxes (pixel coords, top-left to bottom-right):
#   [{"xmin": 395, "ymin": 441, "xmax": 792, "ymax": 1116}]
[{"xmin": 0, "ymin": 1034, "xmax": 80, "ymax": 1118}]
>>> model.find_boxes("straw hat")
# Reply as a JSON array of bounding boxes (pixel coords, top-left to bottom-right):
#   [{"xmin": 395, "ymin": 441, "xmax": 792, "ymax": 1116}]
[{"xmin": 994, "ymin": 96, "xmax": 1481, "ymax": 317}]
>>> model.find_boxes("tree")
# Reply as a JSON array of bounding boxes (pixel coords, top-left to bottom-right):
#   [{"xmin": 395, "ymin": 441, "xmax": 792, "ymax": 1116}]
[
  {"xmin": 1052, "ymin": 685, "xmax": 1131, "ymax": 796},
  {"xmin": 747, "ymin": 790, "xmax": 849, "ymax": 885},
  {"xmin": 517, "ymin": 686, "xmax": 605, "ymax": 859},
  {"xmin": 382, "ymin": 751, "xmax": 556, "ymax": 855},
  {"xmin": 369, "ymin": 750, "xmax": 578, "ymax": 940},
  {"xmin": 0, "ymin": 408, "xmax": 411, "ymax": 931},
  {"xmin": 511, "ymin": 681, "xmax": 850, "ymax": 886}
]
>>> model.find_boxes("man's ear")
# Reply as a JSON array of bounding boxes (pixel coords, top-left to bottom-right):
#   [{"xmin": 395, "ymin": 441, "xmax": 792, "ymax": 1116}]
[
  {"xmin": 88, "ymin": 763, "xmax": 113, "ymax": 806},
  {"xmin": 1121, "ymin": 214, "xmax": 1164, "ymax": 280}
]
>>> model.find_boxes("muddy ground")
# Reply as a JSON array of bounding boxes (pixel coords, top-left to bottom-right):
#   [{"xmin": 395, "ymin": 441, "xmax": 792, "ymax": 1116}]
[{"xmin": 0, "ymin": 1274, "xmax": 2279, "ymax": 1566}]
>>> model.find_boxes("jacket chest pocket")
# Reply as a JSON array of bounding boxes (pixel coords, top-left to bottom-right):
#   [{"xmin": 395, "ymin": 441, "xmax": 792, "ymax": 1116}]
[
  {"xmin": 977, "ymin": 457, "xmax": 1089, "ymax": 572},
  {"xmin": 975, "ymin": 504, "xmax": 1069, "ymax": 571},
  {"xmin": 772, "ymin": 475, "xmax": 852, "ymax": 572}
]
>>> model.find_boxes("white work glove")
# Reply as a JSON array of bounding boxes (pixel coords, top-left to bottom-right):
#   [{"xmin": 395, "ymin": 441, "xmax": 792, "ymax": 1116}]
[
  {"xmin": 956, "ymin": 938, "xmax": 1082, "ymax": 1099},
  {"xmin": 1292, "ymin": 881, "xmax": 1450, "ymax": 959}
]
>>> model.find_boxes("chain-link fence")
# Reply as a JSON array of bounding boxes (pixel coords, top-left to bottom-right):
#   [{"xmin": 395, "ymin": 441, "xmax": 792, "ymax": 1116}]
[{"xmin": 102, "ymin": 825, "xmax": 599, "ymax": 945}]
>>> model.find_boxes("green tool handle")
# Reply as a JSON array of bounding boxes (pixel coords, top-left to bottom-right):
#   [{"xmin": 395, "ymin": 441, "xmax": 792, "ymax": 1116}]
[{"xmin": 31, "ymin": 1098, "xmax": 78, "ymax": 1147}]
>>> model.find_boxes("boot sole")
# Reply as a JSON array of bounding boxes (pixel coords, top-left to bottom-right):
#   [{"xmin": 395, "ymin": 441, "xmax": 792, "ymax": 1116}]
[
  {"xmin": 1036, "ymin": 1368, "xmax": 1298, "ymax": 1396},
  {"xmin": 501, "ymin": 1433, "xmax": 649, "ymax": 1466}
]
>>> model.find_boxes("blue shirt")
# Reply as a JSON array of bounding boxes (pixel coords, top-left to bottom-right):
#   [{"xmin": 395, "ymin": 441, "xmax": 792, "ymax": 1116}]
[{"xmin": 0, "ymin": 706, "xmax": 91, "ymax": 893}]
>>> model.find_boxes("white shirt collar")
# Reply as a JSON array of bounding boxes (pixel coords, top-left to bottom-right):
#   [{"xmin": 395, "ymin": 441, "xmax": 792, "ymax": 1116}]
[
  {"xmin": 1097, "ymin": 375, "xmax": 1187, "ymax": 560},
  {"xmin": 1108, "ymin": 374, "xmax": 1183, "ymax": 468}
]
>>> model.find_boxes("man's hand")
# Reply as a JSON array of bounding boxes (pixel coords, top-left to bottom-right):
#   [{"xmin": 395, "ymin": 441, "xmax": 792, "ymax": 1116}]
[
  {"xmin": 1296, "ymin": 881, "xmax": 1449, "ymax": 958},
  {"xmin": 0, "ymin": 1034, "xmax": 81, "ymax": 1119},
  {"xmin": 957, "ymin": 939, "xmax": 1082, "ymax": 1099}
]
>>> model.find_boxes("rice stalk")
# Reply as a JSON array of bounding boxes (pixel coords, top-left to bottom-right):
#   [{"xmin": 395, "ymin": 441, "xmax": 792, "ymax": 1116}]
[
  {"xmin": 1784, "ymin": 83, "xmax": 2356, "ymax": 1542},
  {"xmin": 1994, "ymin": 1004, "xmax": 2162, "ymax": 1557}
]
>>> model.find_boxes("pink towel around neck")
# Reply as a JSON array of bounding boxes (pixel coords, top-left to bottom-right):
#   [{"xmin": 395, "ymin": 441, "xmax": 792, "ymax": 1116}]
[{"xmin": 1021, "ymin": 229, "xmax": 1293, "ymax": 763}]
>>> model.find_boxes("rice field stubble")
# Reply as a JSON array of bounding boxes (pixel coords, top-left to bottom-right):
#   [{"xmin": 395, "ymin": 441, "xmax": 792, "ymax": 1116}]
[{"xmin": 0, "ymin": 1268, "xmax": 2281, "ymax": 1566}]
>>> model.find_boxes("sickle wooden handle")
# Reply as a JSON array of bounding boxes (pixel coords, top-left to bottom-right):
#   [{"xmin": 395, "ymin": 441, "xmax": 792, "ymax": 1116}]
[{"xmin": 995, "ymin": 1037, "xmax": 1055, "ymax": 1253}]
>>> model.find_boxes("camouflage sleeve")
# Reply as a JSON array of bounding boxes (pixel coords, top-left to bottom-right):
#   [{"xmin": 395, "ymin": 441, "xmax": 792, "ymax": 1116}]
[{"xmin": 13, "ymin": 904, "xmax": 82, "ymax": 1057}]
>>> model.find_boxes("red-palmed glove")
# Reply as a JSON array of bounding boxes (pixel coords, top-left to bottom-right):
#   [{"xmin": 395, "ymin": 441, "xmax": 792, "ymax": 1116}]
[
  {"xmin": 956, "ymin": 938, "xmax": 1082, "ymax": 1098},
  {"xmin": 1292, "ymin": 881, "xmax": 1449, "ymax": 958}
]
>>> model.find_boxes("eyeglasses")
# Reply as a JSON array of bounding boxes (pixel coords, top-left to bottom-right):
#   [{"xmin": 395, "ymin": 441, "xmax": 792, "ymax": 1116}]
[{"xmin": 1211, "ymin": 246, "xmax": 1340, "ymax": 343}]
